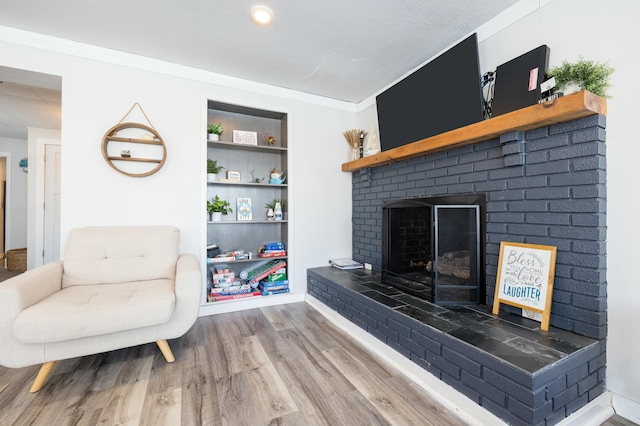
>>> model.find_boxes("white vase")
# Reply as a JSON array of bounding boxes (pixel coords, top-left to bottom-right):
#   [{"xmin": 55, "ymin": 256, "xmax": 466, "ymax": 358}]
[
  {"xmin": 212, "ymin": 212, "xmax": 222, "ymax": 222},
  {"xmin": 207, "ymin": 173, "xmax": 217, "ymax": 182},
  {"xmin": 352, "ymin": 145, "xmax": 359, "ymax": 161},
  {"xmin": 208, "ymin": 133, "xmax": 219, "ymax": 141}
]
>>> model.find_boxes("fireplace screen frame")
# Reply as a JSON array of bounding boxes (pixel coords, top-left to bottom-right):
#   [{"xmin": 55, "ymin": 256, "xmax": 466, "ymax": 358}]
[{"xmin": 382, "ymin": 194, "xmax": 485, "ymax": 305}]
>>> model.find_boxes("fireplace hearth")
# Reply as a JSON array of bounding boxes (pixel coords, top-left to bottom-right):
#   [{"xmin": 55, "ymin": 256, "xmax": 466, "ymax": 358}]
[{"xmin": 382, "ymin": 193, "xmax": 485, "ymax": 305}]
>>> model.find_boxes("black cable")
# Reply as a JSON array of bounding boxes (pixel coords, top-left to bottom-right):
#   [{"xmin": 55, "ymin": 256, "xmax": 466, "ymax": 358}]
[{"xmin": 481, "ymin": 71, "xmax": 495, "ymax": 120}]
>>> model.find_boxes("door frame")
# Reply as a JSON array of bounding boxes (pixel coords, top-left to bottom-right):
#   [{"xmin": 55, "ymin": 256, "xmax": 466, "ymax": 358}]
[
  {"xmin": 27, "ymin": 128, "xmax": 61, "ymax": 269},
  {"xmin": 0, "ymin": 152, "xmax": 11, "ymax": 255}
]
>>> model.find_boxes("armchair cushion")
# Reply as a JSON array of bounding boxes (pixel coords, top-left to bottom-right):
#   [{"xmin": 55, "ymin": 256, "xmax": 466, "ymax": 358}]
[
  {"xmin": 14, "ymin": 279, "xmax": 175, "ymax": 344},
  {"xmin": 62, "ymin": 226, "xmax": 179, "ymax": 288}
]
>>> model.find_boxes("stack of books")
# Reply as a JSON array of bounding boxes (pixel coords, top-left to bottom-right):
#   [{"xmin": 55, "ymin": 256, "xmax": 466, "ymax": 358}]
[
  {"xmin": 258, "ymin": 241, "xmax": 286, "ymax": 258},
  {"xmin": 258, "ymin": 267, "xmax": 289, "ymax": 296},
  {"xmin": 209, "ymin": 264, "xmax": 260, "ymax": 302},
  {"xmin": 246, "ymin": 259, "xmax": 287, "ymax": 286},
  {"xmin": 207, "ymin": 249, "xmax": 251, "ymax": 264}
]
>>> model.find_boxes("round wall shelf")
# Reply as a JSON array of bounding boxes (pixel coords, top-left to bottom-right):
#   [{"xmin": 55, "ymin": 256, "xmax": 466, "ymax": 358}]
[{"xmin": 101, "ymin": 122, "xmax": 167, "ymax": 177}]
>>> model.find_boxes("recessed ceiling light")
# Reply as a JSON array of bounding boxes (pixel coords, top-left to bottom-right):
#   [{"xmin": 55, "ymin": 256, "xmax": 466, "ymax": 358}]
[{"xmin": 251, "ymin": 5, "xmax": 273, "ymax": 25}]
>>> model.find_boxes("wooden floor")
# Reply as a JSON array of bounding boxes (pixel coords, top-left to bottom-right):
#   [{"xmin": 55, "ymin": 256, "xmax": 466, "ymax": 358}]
[{"xmin": 0, "ymin": 302, "xmax": 467, "ymax": 426}]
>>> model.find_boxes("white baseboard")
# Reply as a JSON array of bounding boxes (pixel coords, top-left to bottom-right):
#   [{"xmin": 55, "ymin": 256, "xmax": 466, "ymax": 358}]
[
  {"xmin": 556, "ymin": 392, "xmax": 613, "ymax": 426},
  {"xmin": 198, "ymin": 292, "xmax": 304, "ymax": 316},
  {"xmin": 611, "ymin": 392, "xmax": 640, "ymax": 424},
  {"xmin": 305, "ymin": 294, "xmax": 615, "ymax": 426}
]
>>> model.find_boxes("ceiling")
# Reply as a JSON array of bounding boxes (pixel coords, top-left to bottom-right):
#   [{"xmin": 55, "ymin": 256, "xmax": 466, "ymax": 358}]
[
  {"xmin": 0, "ymin": 67, "xmax": 61, "ymax": 140},
  {"xmin": 0, "ymin": 0, "xmax": 522, "ymax": 139}
]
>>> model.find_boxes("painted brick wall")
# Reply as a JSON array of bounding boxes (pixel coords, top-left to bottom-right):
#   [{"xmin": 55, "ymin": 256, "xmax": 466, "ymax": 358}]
[{"xmin": 351, "ymin": 115, "xmax": 607, "ymax": 340}]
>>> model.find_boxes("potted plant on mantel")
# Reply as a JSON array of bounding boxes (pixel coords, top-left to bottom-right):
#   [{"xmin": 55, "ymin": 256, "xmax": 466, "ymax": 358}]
[
  {"xmin": 207, "ymin": 195, "xmax": 233, "ymax": 221},
  {"xmin": 207, "ymin": 159, "xmax": 224, "ymax": 182},
  {"xmin": 208, "ymin": 122, "xmax": 224, "ymax": 141},
  {"xmin": 547, "ymin": 57, "xmax": 615, "ymax": 98}
]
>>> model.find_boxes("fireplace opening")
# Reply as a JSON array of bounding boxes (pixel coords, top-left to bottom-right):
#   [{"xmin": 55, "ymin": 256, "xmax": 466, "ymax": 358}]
[{"xmin": 382, "ymin": 194, "xmax": 486, "ymax": 305}]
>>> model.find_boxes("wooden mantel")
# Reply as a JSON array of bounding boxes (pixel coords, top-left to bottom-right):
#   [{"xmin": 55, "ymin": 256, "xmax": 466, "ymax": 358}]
[{"xmin": 342, "ymin": 90, "xmax": 607, "ymax": 172}]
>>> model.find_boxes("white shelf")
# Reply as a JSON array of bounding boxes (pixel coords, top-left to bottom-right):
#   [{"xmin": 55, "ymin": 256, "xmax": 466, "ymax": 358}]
[
  {"xmin": 198, "ymin": 292, "xmax": 305, "ymax": 316},
  {"xmin": 207, "ymin": 220, "xmax": 288, "ymax": 224},
  {"xmin": 206, "ymin": 256, "xmax": 287, "ymax": 265},
  {"xmin": 208, "ymin": 181, "xmax": 287, "ymax": 187},
  {"xmin": 208, "ymin": 140, "xmax": 287, "ymax": 153}
]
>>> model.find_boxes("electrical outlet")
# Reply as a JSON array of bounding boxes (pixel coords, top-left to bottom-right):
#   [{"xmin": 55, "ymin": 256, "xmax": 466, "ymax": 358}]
[{"xmin": 364, "ymin": 263, "xmax": 372, "ymax": 270}]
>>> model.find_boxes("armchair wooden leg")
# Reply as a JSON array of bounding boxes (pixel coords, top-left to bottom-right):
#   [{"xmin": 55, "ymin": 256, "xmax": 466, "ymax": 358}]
[
  {"xmin": 156, "ymin": 340, "xmax": 175, "ymax": 363},
  {"xmin": 30, "ymin": 361, "xmax": 56, "ymax": 393}
]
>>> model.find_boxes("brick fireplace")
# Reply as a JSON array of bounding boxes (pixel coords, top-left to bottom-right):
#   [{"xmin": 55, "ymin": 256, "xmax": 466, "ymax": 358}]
[
  {"xmin": 308, "ymin": 98, "xmax": 607, "ymax": 425},
  {"xmin": 353, "ymin": 114, "xmax": 606, "ymax": 340}
]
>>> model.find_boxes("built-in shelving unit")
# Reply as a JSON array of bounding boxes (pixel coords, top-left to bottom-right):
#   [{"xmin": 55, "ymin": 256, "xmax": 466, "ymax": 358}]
[
  {"xmin": 342, "ymin": 90, "xmax": 607, "ymax": 172},
  {"xmin": 200, "ymin": 100, "xmax": 301, "ymax": 315}
]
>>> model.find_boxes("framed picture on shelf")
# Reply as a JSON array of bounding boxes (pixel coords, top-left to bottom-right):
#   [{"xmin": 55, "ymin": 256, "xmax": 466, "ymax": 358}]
[
  {"xmin": 233, "ymin": 130, "xmax": 258, "ymax": 145},
  {"xmin": 226, "ymin": 170, "xmax": 241, "ymax": 182},
  {"xmin": 237, "ymin": 198, "xmax": 252, "ymax": 221}
]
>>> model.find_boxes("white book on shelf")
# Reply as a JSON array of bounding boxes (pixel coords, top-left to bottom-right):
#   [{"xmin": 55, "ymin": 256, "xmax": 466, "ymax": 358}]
[{"xmin": 329, "ymin": 258, "xmax": 364, "ymax": 270}]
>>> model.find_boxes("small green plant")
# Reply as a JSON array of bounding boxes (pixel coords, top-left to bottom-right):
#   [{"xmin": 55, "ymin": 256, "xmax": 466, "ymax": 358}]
[
  {"xmin": 547, "ymin": 57, "xmax": 614, "ymax": 98},
  {"xmin": 264, "ymin": 199, "xmax": 286, "ymax": 212},
  {"xmin": 207, "ymin": 122, "xmax": 224, "ymax": 135},
  {"xmin": 207, "ymin": 159, "xmax": 224, "ymax": 174},
  {"xmin": 208, "ymin": 195, "xmax": 233, "ymax": 215}
]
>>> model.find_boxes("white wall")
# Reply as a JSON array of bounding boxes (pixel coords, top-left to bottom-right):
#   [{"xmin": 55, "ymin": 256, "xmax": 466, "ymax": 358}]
[
  {"xmin": 477, "ymin": 0, "xmax": 640, "ymax": 420},
  {"xmin": 0, "ymin": 33, "xmax": 355, "ymax": 297},
  {"xmin": 0, "ymin": 137, "xmax": 28, "ymax": 249},
  {"xmin": 2, "ymin": 0, "xmax": 638, "ymax": 421}
]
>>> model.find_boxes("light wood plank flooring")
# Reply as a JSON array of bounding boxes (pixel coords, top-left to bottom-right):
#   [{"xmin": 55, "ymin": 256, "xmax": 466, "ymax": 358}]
[
  {"xmin": 0, "ymin": 301, "xmax": 633, "ymax": 425},
  {"xmin": 0, "ymin": 302, "xmax": 466, "ymax": 425}
]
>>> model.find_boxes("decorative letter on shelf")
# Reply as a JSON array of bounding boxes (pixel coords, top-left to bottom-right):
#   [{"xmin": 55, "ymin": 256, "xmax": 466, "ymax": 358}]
[
  {"xmin": 101, "ymin": 103, "xmax": 167, "ymax": 177},
  {"xmin": 492, "ymin": 242, "xmax": 557, "ymax": 331}
]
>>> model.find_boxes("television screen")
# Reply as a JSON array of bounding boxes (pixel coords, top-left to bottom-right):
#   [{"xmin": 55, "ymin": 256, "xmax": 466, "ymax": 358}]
[{"xmin": 376, "ymin": 33, "xmax": 484, "ymax": 152}]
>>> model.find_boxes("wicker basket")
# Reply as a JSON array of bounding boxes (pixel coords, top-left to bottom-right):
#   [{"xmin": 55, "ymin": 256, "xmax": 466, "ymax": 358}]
[{"xmin": 6, "ymin": 248, "xmax": 27, "ymax": 272}]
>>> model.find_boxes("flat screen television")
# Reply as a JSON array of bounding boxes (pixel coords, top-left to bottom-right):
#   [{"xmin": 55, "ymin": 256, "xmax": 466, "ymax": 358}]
[{"xmin": 376, "ymin": 33, "xmax": 484, "ymax": 152}]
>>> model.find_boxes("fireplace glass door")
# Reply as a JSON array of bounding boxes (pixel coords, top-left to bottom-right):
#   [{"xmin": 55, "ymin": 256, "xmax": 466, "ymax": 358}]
[
  {"xmin": 433, "ymin": 205, "xmax": 480, "ymax": 304},
  {"xmin": 382, "ymin": 196, "xmax": 482, "ymax": 305}
]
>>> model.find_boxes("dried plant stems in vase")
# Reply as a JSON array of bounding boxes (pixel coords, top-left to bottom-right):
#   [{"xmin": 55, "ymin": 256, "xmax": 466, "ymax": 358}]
[{"xmin": 343, "ymin": 129, "xmax": 367, "ymax": 160}]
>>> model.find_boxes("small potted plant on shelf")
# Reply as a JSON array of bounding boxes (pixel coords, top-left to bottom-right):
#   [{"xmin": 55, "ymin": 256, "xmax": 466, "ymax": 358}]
[
  {"xmin": 208, "ymin": 122, "xmax": 224, "ymax": 141},
  {"xmin": 207, "ymin": 195, "xmax": 233, "ymax": 221},
  {"xmin": 207, "ymin": 159, "xmax": 224, "ymax": 182}
]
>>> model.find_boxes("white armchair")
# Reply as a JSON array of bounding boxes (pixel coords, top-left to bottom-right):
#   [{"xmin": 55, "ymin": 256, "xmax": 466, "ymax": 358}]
[{"xmin": 0, "ymin": 226, "xmax": 201, "ymax": 392}]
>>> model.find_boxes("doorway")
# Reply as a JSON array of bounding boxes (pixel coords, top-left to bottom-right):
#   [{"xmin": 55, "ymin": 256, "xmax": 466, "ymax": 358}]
[
  {"xmin": 0, "ymin": 66, "xmax": 62, "ymax": 270},
  {"xmin": 0, "ymin": 156, "xmax": 6, "ymax": 255}
]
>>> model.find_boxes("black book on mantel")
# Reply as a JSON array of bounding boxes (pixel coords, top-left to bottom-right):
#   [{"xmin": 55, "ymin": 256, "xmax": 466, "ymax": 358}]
[
  {"xmin": 329, "ymin": 258, "xmax": 364, "ymax": 270},
  {"xmin": 491, "ymin": 45, "xmax": 550, "ymax": 117}
]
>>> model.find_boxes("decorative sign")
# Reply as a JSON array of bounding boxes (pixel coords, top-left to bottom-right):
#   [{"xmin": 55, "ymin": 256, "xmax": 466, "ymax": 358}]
[
  {"xmin": 233, "ymin": 130, "xmax": 258, "ymax": 145},
  {"xmin": 226, "ymin": 170, "xmax": 241, "ymax": 182},
  {"xmin": 492, "ymin": 241, "xmax": 557, "ymax": 331},
  {"xmin": 236, "ymin": 198, "xmax": 252, "ymax": 221}
]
